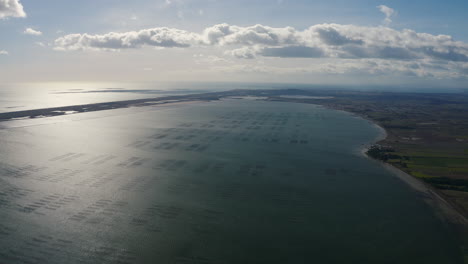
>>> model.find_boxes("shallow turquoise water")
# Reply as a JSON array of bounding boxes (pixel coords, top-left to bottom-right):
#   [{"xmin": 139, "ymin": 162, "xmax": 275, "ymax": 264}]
[{"xmin": 0, "ymin": 100, "xmax": 462, "ymax": 263}]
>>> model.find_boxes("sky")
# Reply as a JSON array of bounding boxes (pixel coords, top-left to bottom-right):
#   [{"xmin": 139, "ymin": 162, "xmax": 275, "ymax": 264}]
[{"xmin": 1, "ymin": 0, "xmax": 468, "ymax": 88}]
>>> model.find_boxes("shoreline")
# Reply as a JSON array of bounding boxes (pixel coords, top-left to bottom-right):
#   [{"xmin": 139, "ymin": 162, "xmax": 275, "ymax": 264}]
[
  {"xmin": 301, "ymin": 100, "xmax": 468, "ymax": 230},
  {"xmin": 357, "ymin": 116, "xmax": 468, "ymax": 228},
  {"xmin": 346, "ymin": 108, "xmax": 468, "ymax": 261}
]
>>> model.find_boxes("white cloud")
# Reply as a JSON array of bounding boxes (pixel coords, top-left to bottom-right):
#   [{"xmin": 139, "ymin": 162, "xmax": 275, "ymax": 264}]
[
  {"xmin": 24, "ymin": 27, "xmax": 42, "ymax": 36},
  {"xmin": 54, "ymin": 27, "xmax": 200, "ymax": 51},
  {"xmin": 55, "ymin": 23, "xmax": 468, "ymax": 62},
  {"xmin": 203, "ymin": 23, "xmax": 299, "ymax": 46},
  {"xmin": 0, "ymin": 50, "xmax": 8, "ymax": 55},
  {"xmin": 53, "ymin": 23, "xmax": 468, "ymax": 79},
  {"xmin": 0, "ymin": 0, "xmax": 26, "ymax": 19},
  {"xmin": 377, "ymin": 5, "xmax": 395, "ymax": 26}
]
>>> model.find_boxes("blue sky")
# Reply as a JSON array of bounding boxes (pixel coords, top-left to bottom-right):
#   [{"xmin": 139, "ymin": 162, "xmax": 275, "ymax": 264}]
[{"xmin": 1, "ymin": 0, "xmax": 468, "ymax": 87}]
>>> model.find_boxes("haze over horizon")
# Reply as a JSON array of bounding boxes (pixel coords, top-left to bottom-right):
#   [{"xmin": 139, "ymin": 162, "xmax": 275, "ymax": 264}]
[{"xmin": 1, "ymin": 0, "xmax": 468, "ymax": 88}]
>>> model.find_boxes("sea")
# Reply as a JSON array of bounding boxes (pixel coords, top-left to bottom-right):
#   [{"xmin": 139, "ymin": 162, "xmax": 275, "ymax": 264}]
[{"xmin": 0, "ymin": 82, "xmax": 463, "ymax": 263}]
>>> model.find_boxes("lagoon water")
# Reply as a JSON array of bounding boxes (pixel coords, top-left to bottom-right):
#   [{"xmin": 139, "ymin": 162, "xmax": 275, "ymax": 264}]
[{"xmin": 0, "ymin": 99, "xmax": 462, "ymax": 263}]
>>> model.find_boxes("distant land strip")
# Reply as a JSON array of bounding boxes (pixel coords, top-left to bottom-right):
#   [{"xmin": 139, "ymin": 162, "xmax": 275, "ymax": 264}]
[
  {"xmin": 0, "ymin": 89, "xmax": 319, "ymax": 121},
  {"xmin": 0, "ymin": 92, "xmax": 224, "ymax": 121}
]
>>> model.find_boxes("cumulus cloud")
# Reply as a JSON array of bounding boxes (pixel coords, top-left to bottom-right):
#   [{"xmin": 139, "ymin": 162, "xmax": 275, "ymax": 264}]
[
  {"xmin": 0, "ymin": 0, "xmax": 25, "ymax": 19},
  {"xmin": 307, "ymin": 24, "xmax": 468, "ymax": 61},
  {"xmin": 55, "ymin": 23, "xmax": 468, "ymax": 62},
  {"xmin": 0, "ymin": 50, "xmax": 8, "ymax": 55},
  {"xmin": 24, "ymin": 27, "xmax": 42, "ymax": 36},
  {"xmin": 203, "ymin": 23, "xmax": 299, "ymax": 46},
  {"xmin": 54, "ymin": 27, "xmax": 201, "ymax": 51},
  {"xmin": 377, "ymin": 5, "xmax": 395, "ymax": 26}
]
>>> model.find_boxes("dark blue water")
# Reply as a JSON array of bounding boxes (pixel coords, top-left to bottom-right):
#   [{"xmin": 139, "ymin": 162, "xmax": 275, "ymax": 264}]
[{"xmin": 0, "ymin": 99, "xmax": 462, "ymax": 263}]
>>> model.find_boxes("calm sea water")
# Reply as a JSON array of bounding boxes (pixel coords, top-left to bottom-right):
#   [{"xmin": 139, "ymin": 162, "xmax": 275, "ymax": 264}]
[{"xmin": 0, "ymin": 99, "xmax": 462, "ymax": 263}]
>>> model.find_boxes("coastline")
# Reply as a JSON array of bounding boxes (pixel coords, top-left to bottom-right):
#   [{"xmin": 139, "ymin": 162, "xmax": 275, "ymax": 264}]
[
  {"xmin": 349, "ymin": 111, "xmax": 468, "ymax": 262},
  {"xmin": 307, "ymin": 100, "xmax": 468, "ymax": 230},
  {"xmin": 358, "ymin": 117, "xmax": 468, "ymax": 228}
]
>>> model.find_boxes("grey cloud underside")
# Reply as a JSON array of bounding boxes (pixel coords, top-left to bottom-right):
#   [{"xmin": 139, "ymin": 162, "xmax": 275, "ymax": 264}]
[
  {"xmin": 315, "ymin": 27, "xmax": 363, "ymax": 46},
  {"xmin": 423, "ymin": 47, "xmax": 468, "ymax": 62},
  {"xmin": 54, "ymin": 23, "xmax": 468, "ymax": 63},
  {"xmin": 0, "ymin": 0, "xmax": 25, "ymax": 19},
  {"xmin": 342, "ymin": 45, "xmax": 418, "ymax": 60},
  {"xmin": 261, "ymin": 46, "xmax": 325, "ymax": 58}
]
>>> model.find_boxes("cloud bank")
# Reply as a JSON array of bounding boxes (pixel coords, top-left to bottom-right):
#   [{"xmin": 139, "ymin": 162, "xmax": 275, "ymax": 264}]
[
  {"xmin": 55, "ymin": 23, "xmax": 468, "ymax": 62},
  {"xmin": 54, "ymin": 23, "xmax": 468, "ymax": 79},
  {"xmin": 0, "ymin": 50, "xmax": 8, "ymax": 55},
  {"xmin": 0, "ymin": 0, "xmax": 25, "ymax": 19}
]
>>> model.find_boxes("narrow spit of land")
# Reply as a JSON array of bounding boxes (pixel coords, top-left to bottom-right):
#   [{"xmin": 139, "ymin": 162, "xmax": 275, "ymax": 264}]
[
  {"xmin": 2, "ymin": 88, "xmax": 468, "ymax": 226},
  {"xmin": 0, "ymin": 92, "xmax": 224, "ymax": 121}
]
